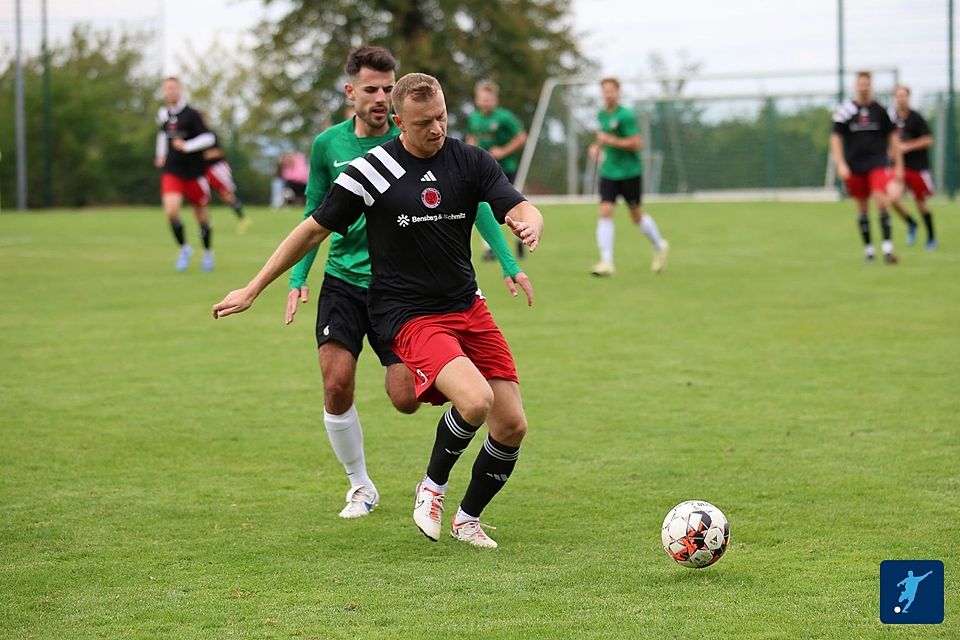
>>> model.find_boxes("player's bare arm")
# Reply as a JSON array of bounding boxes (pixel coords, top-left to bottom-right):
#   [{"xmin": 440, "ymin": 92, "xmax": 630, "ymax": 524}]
[
  {"xmin": 888, "ymin": 131, "xmax": 905, "ymax": 181},
  {"xmin": 504, "ymin": 201, "xmax": 544, "ymax": 253},
  {"xmin": 213, "ymin": 218, "xmax": 332, "ymax": 319},
  {"xmin": 899, "ymin": 134, "xmax": 933, "ymax": 154},
  {"xmin": 829, "ymin": 132, "xmax": 850, "ymax": 180},
  {"xmin": 491, "ymin": 131, "xmax": 528, "ymax": 160},
  {"xmin": 606, "ymin": 133, "xmax": 641, "ymax": 151}
]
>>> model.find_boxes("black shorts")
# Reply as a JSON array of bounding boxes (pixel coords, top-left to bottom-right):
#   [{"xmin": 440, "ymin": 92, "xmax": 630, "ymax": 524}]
[
  {"xmin": 315, "ymin": 274, "xmax": 401, "ymax": 366},
  {"xmin": 599, "ymin": 176, "xmax": 642, "ymax": 207}
]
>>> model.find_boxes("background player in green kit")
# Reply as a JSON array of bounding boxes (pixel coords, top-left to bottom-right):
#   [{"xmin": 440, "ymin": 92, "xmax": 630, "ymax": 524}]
[
  {"xmin": 284, "ymin": 47, "xmax": 532, "ymax": 519},
  {"xmin": 588, "ymin": 77, "xmax": 668, "ymax": 277},
  {"xmin": 467, "ymin": 80, "xmax": 528, "ymax": 259}
]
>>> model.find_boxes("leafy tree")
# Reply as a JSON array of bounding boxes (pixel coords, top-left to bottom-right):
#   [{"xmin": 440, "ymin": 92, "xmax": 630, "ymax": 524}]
[
  {"xmin": 0, "ymin": 26, "xmax": 159, "ymax": 207},
  {"xmin": 251, "ymin": 0, "xmax": 592, "ymax": 147}
]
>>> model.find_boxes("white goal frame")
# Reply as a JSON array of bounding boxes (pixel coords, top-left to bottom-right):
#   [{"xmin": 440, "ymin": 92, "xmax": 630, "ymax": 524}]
[{"xmin": 515, "ymin": 68, "xmax": 900, "ymax": 203}]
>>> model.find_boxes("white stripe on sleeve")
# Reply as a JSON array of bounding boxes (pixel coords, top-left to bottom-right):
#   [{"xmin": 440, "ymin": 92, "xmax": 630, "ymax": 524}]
[
  {"xmin": 334, "ymin": 172, "xmax": 375, "ymax": 207},
  {"xmin": 352, "ymin": 157, "xmax": 391, "ymax": 193},
  {"xmin": 370, "ymin": 146, "xmax": 406, "ymax": 178}
]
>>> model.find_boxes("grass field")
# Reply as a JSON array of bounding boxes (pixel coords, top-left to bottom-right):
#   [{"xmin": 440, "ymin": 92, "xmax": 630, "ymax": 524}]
[{"xmin": 1, "ymin": 201, "xmax": 957, "ymax": 639}]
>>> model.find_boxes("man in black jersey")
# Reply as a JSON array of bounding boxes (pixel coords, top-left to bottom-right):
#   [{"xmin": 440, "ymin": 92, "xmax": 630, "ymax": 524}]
[
  {"xmin": 213, "ymin": 72, "xmax": 544, "ymax": 549},
  {"xmin": 829, "ymin": 71, "xmax": 904, "ymax": 264},
  {"xmin": 155, "ymin": 77, "xmax": 216, "ymax": 271},
  {"xmin": 886, "ymin": 85, "xmax": 937, "ymax": 249},
  {"xmin": 201, "ymin": 123, "xmax": 251, "ymax": 233}
]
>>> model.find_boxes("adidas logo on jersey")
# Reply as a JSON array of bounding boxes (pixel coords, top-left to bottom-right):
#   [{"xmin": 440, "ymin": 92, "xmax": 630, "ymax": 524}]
[{"xmin": 420, "ymin": 171, "xmax": 437, "ymax": 182}]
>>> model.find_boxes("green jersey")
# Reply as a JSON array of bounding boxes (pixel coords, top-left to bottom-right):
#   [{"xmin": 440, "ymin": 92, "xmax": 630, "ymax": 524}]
[
  {"xmin": 290, "ymin": 118, "xmax": 521, "ymax": 290},
  {"xmin": 290, "ymin": 118, "xmax": 399, "ymax": 289},
  {"xmin": 467, "ymin": 107, "xmax": 525, "ymax": 175},
  {"xmin": 598, "ymin": 105, "xmax": 642, "ymax": 180}
]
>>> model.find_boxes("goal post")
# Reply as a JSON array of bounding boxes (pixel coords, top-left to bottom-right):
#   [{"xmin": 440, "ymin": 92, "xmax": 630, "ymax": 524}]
[{"xmin": 515, "ymin": 68, "xmax": 902, "ymax": 202}]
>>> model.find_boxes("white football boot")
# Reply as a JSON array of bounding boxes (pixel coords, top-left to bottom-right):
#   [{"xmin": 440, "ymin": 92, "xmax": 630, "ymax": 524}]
[
  {"xmin": 413, "ymin": 481, "xmax": 445, "ymax": 541},
  {"xmin": 591, "ymin": 261, "xmax": 615, "ymax": 277},
  {"xmin": 651, "ymin": 239, "xmax": 669, "ymax": 273},
  {"xmin": 338, "ymin": 485, "xmax": 378, "ymax": 519},
  {"xmin": 450, "ymin": 518, "xmax": 498, "ymax": 549}
]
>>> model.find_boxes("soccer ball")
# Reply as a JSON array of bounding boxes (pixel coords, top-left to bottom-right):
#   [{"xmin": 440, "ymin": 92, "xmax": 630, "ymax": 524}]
[{"xmin": 661, "ymin": 500, "xmax": 730, "ymax": 568}]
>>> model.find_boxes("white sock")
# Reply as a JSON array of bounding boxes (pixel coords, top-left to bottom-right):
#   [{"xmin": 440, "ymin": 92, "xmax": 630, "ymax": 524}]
[
  {"xmin": 865, "ymin": 244, "xmax": 876, "ymax": 257},
  {"xmin": 454, "ymin": 506, "xmax": 478, "ymax": 525},
  {"xmin": 421, "ymin": 475, "xmax": 447, "ymax": 493},
  {"xmin": 597, "ymin": 218, "xmax": 615, "ymax": 264},
  {"xmin": 638, "ymin": 213, "xmax": 662, "ymax": 248},
  {"xmin": 324, "ymin": 404, "xmax": 373, "ymax": 490},
  {"xmin": 881, "ymin": 240, "xmax": 893, "ymax": 255}
]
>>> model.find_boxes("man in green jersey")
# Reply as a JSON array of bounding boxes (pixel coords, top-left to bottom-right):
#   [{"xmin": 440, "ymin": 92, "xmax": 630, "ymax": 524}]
[
  {"xmin": 467, "ymin": 80, "xmax": 528, "ymax": 259},
  {"xmin": 588, "ymin": 77, "xmax": 668, "ymax": 276},
  {"xmin": 284, "ymin": 47, "xmax": 532, "ymax": 519}
]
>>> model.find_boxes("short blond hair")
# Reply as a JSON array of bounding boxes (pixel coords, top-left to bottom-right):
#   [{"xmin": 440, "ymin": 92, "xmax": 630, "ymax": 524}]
[
  {"xmin": 392, "ymin": 72, "xmax": 441, "ymax": 116},
  {"xmin": 475, "ymin": 80, "xmax": 499, "ymax": 96}
]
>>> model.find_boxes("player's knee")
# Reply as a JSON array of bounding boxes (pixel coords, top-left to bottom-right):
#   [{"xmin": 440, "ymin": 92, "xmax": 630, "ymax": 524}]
[
  {"xmin": 504, "ymin": 414, "xmax": 527, "ymax": 442},
  {"xmin": 323, "ymin": 377, "xmax": 355, "ymax": 414},
  {"xmin": 456, "ymin": 385, "xmax": 495, "ymax": 426},
  {"xmin": 389, "ymin": 388, "xmax": 420, "ymax": 415}
]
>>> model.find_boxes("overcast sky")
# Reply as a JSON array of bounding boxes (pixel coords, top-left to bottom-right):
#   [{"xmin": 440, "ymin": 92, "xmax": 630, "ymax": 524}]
[{"xmin": 3, "ymin": 0, "xmax": 957, "ymax": 99}]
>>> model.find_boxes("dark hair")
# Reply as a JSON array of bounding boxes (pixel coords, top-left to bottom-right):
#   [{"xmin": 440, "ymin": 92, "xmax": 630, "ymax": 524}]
[
  {"xmin": 894, "ymin": 84, "xmax": 911, "ymax": 96},
  {"xmin": 600, "ymin": 77, "xmax": 620, "ymax": 89},
  {"xmin": 856, "ymin": 70, "xmax": 872, "ymax": 81},
  {"xmin": 345, "ymin": 46, "xmax": 399, "ymax": 77}
]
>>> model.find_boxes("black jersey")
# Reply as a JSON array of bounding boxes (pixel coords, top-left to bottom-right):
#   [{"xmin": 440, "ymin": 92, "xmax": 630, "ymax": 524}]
[
  {"xmin": 832, "ymin": 99, "xmax": 894, "ymax": 174},
  {"xmin": 890, "ymin": 108, "xmax": 931, "ymax": 172},
  {"xmin": 312, "ymin": 136, "xmax": 525, "ymax": 342},
  {"xmin": 157, "ymin": 101, "xmax": 211, "ymax": 179}
]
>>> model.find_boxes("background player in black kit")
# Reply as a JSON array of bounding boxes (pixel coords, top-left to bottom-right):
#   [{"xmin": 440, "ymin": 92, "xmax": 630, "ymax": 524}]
[
  {"xmin": 202, "ymin": 125, "xmax": 251, "ymax": 234},
  {"xmin": 829, "ymin": 71, "xmax": 904, "ymax": 264},
  {"xmin": 212, "ymin": 72, "xmax": 544, "ymax": 549},
  {"xmin": 886, "ymin": 85, "xmax": 937, "ymax": 249},
  {"xmin": 154, "ymin": 77, "xmax": 216, "ymax": 271}
]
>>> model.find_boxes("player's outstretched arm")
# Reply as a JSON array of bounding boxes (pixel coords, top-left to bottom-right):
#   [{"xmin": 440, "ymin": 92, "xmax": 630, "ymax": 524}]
[
  {"xmin": 213, "ymin": 218, "xmax": 332, "ymax": 319},
  {"xmin": 504, "ymin": 201, "xmax": 544, "ymax": 253}
]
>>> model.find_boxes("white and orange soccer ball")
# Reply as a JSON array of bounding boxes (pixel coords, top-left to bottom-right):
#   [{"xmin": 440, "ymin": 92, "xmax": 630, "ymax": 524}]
[{"xmin": 661, "ymin": 500, "xmax": 730, "ymax": 569}]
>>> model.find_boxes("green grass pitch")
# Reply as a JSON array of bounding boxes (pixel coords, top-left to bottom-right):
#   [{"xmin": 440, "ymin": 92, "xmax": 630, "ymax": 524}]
[{"xmin": 1, "ymin": 201, "xmax": 957, "ymax": 638}]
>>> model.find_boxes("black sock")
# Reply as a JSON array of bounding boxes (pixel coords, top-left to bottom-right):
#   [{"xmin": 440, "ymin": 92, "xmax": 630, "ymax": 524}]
[
  {"xmin": 922, "ymin": 211, "xmax": 935, "ymax": 241},
  {"xmin": 170, "ymin": 219, "xmax": 186, "ymax": 246},
  {"xmin": 426, "ymin": 407, "xmax": 480, "ymax": 486},
  {"xmin": 903, "ymin": 213, "xmax": 917, "ymax": 227},
  {"xmin": 858, "ymin": 213, "xmax": 871, "ymax": 246},
  {"xmin": 879, "ymin": 210, "xmax": 892, "ymax": 242},
  {"xmin": 200, "ymin": 222, "xmax": 212, "ymax": 250},
  {"xmin": 459, "ymin": 435, "xmax": 520, "ymax": 518},
  {"xmin": 232, "ymin": 199, "xmax": 245, "ymax": 219}
]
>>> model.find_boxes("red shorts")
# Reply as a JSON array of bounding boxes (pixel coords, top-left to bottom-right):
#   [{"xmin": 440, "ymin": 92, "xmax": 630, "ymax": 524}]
[
  {"xmin": 844, "ymin": 167, "xmax": 889, "ymax": 200},
  {"xmin": 205, "ymin": 160, "xmax": 236, "ymax": 195},
  {"xmin": 902, "ymin": 168, "xmax": 934, "ymax": 201},
  {"xmin": 161, "ymin": 173, "xmax": 210, "ymax": 207},
  {"xmin": 392, "ymin": 296, "xmax": 519, "ymax": 406}
]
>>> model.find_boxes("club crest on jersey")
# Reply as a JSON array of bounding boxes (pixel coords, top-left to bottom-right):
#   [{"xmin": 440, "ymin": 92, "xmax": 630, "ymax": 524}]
[{"xmin": 421, "ymin": 187, "xmax": 441, "ymax": 209}]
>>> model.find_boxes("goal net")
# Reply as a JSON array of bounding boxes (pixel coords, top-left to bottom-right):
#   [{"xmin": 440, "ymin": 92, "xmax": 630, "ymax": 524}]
[{"xmin": 515, "ymin": 69, "xmax": 901, "ymax": 202}]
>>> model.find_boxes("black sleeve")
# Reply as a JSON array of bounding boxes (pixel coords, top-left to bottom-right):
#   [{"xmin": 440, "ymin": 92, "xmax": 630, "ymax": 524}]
[
  {"xmin": 913, "ymin": 113, "xmax": 931, "ymax": 137},
  {"xmin": 879, "ymin": 107, "xmax": 895, "ymax": 136},
  {"xmin": 474, "ymin": 147, "xmax": 525, "ymax": 223},
  {"xmin": 310, "ymin": 178, "xmax": 365, "ymax": 235}
]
